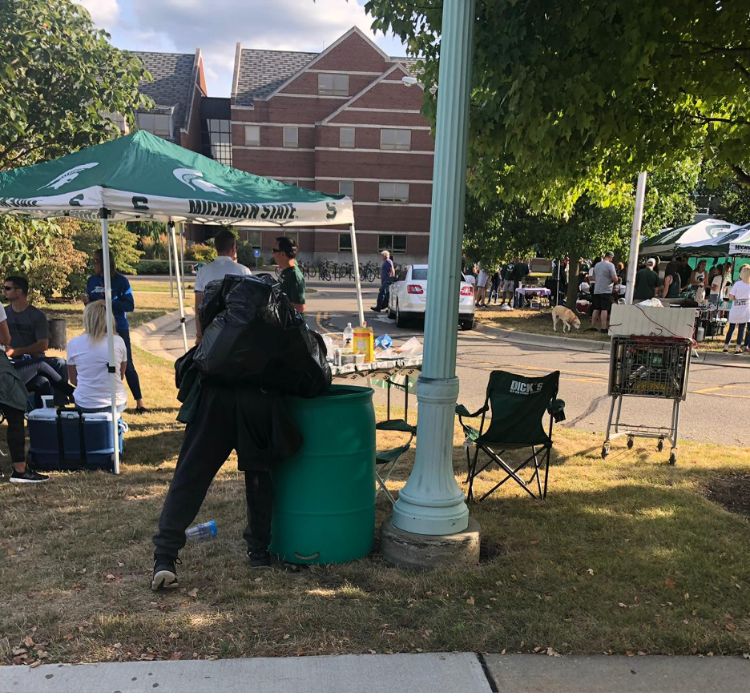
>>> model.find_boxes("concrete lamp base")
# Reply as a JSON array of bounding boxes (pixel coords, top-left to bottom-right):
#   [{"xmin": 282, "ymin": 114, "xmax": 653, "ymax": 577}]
[{"xmin": 380, "ymin": 517, "xmax": 481, "ymax": 570}]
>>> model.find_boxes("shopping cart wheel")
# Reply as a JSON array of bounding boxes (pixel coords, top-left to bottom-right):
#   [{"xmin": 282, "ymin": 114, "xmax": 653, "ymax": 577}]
[
  {"xmin": 601, "ymin": 444, "xmax": 610, "ymax": 459},
  {"xmin": 669, "ymin": 451, "xmax": 677, "ymax": 466},
  {"xmin": 626, "ymin": 437, "xmax": 634, "ymax": 449},
  {"xmin": 657, "ymin": 439, "xmax": 664, "ymax": 452}
]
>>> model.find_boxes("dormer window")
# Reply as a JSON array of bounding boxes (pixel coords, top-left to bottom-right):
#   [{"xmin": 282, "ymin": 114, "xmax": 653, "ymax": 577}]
[{"xmin": 136, "ymin": 112, "xmax": 172, "ymax": 139}]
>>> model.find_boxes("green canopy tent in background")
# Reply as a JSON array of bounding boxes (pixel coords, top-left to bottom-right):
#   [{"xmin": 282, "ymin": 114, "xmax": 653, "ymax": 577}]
[{"xmin": 0, "ymin": 131, "xmax": 357, "ymax": 473}]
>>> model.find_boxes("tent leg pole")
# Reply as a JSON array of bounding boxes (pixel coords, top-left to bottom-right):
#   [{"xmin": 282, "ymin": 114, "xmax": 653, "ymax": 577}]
[
  {"xmin": 100, "ymin": 210, "xmax": 120, "ymax": 475},
  {"xmin": 350, "ymin": 223, "xmax": 365, "ymax": 326},
  {"xmin": 625, "ymin": 172, "xmax": 648, "ymax": 305},
  {"xmin": 167, "ymin": 228, "xmax": 174, "ymax": 297},
  {"xmin": 168, "ymin": 220, "xmax": 189, "ymax": 353}
]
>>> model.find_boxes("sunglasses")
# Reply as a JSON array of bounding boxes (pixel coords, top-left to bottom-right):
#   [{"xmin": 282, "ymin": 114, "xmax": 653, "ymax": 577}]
[
  {"xmin": 3, "ymin": 285, "xmax": 16, "ymax": 291},
  {"xmin": 272, "ymin": 248, "xmax": 281, "ymax": 253}
]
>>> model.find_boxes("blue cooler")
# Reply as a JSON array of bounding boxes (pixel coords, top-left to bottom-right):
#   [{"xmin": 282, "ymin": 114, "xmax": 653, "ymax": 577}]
[{"xmin": 27, "ymin": 407, "xmax": 126, "ymax": 473}]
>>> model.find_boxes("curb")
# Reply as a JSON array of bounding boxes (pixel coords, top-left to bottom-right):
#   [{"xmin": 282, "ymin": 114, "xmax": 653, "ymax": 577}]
[{"xmin": 478, "ymin": 324, "xmax": 750, "ymax": 368}]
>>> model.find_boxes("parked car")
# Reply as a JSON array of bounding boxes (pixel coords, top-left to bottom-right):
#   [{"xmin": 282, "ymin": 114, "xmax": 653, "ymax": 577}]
[{"xmin": 388, "ymin": 264, "xmax": 475, "ymax": 330}]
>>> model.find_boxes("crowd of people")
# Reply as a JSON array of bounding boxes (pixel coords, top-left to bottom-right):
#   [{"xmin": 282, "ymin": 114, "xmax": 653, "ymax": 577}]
[{"xmin": 463, "ymin": 259, "xmax": 534, "ymax": 309}]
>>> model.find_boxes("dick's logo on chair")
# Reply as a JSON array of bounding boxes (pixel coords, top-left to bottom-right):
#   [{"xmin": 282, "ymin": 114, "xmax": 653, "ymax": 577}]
[{"xmin": 510, "ymin": 380, "xmax": 543, "ymax": 395}]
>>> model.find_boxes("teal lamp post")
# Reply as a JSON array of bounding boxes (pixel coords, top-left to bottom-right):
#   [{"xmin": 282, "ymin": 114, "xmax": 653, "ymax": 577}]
[{"xmin": 390, "ymin": 0, "xmax": 476, "ymax": 536}]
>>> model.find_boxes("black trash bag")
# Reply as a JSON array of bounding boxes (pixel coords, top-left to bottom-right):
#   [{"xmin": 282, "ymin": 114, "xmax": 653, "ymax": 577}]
[{"xmin": 193, "ymin": 275, "xmax": 331, "ymax": 398}]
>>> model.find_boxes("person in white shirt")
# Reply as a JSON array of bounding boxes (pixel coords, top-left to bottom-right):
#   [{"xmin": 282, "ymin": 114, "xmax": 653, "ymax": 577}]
[
  {"xmin": 724, "ymin": 264, "xmax": 750, "ymax": 354},
  {"xmin": 475, "ymin": 265, "xmax": 489, "ymax": 307},
  {"xmin": 194, "ymin": 229, "xmax": 252, "ymax": 343},
  {"xmin": 67, "ymin": 300, "xmax": 128, "ymax": 412}
]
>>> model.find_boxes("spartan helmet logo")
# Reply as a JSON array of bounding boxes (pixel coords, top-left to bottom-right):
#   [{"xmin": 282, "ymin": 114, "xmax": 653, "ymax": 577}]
[
  {"xmin": 39, "ymin": 162, "xmax": 98, "ymax": 190},
  {"xmin": 173, "ymin": 168, "xmax": 227, "ymax": 195}
]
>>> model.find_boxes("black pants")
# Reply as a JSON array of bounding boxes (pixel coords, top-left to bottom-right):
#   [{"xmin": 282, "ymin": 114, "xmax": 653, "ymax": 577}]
[
  {"xmin": 0, "ymin": 403, "xmax": 25, "ymax": 463},
  {"xmin": 26, "ymin": 356, "xmax": 71, "ymax": 408},
  {"xmin": 153, "ymin": 385, "xmax": 273, "ymax": 559},
  {"xmin": 118, "ymin": 328, "xmax": 143, "ymax": 401}
]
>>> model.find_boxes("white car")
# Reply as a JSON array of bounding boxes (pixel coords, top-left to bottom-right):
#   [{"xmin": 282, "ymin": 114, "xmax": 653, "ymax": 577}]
[{"xmin": 387, "ymin": 264, "xmax": 475, "ymax": 330}]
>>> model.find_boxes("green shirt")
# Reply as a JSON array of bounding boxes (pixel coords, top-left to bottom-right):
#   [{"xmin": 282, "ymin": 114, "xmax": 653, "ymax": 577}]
[{"xmin": 279, "ymin": 264, "xmax": 306, "ymax": 305}]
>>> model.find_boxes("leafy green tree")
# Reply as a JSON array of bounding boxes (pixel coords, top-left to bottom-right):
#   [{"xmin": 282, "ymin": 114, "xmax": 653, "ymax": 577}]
[
  {"xmin": 0, "ymin": 216, "xmax": 87, "ymax": 301},
  {"xmin": 366, "ymin": 1, "xmax": 750, "ymax": 210},
  {"xmin": 0, "ymin": 0, "xmax": 150, "ymax": 171}
]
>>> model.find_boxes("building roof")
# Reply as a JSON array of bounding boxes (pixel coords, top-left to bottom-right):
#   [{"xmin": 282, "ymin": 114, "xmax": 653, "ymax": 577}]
[
  {"xmin": 129, "ymin": 51, "xmax": 199, "ymax": 133},
  {"xmin": 233, "ymin": 48, "xmax": 419, "ymax": 106}
]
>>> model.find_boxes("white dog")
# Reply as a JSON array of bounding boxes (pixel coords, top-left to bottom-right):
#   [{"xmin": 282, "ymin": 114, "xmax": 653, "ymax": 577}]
[{"xmin": 551, "ymin": 305, "xmax": 581, "ymax": 333}]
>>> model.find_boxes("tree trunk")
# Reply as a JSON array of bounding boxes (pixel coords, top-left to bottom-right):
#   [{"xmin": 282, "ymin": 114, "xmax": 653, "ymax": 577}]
[{"xmin": 566, "ymin": 249, "xmax": 582, "ymax": 309}]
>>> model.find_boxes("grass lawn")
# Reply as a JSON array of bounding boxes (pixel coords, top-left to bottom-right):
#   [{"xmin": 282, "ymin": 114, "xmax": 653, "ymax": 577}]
[
  {"xmin": 39, "ymin": 279, "xmax": 192, "ymax": 337},
  {"xmin": 2, "ymin": 334, "xmax": 750, "ymax": 666}
]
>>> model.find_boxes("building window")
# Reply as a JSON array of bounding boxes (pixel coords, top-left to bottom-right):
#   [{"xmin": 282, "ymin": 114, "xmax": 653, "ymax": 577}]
[
  {"xmin": 339, "ymin": 180, "xmax": 354, "ymax": 198},
  {"xmin": 318, "ymin": 73, "xmax": 349, "ymax": 96},
  {"xmin": 136, "ymin": 112, "xmax": 172, "ymax": 139},
  {"xmin": 378, "ymin": 234, "xmax": 407, "ymax": 254},
  {"xmin": 244, "ymin": 125, "xmax": 260, "ymax": 146},
  {"xmin": 380, "ymin": 128, "xmax": 411, "ymax": 151},
  {"xmin": 283, "ymin": 126, "xmax": 299, "ymax": 148},
  {"xmin": 378, "ymin": 182, "xmax": 409, "ymax": 203},
  {"xmin": 339, "ymin": 127, "xmax": 355, "ymax": 148},
  {"xmin": 339, "ymin": 233, "xmax": 352, "ymax": 252},
  {"xmin": 206, "ymin": 118, "xmax": 231, "ymax": 165}
]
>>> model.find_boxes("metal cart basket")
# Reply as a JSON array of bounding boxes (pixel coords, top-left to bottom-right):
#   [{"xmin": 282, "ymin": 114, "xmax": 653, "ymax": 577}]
[{"xmin": 602, "ymin": 335, "xmax": 691, "ymax": 465}]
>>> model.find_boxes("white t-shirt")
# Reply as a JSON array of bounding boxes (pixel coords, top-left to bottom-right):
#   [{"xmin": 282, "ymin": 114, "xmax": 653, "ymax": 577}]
[
  {"xmin": 194, "ymin": 256, "xmax": 252, "ymax": 292},
  {"xmin": 477, "ymin": 270, "xmax": 489, "ymax": 288},
  {"xmin": 728, "ymin": 280, "xmax": 750, "ymax": 324},
  {"xmin": 67, "ymin": 333, "xmax": 128, "ymax": 409}
]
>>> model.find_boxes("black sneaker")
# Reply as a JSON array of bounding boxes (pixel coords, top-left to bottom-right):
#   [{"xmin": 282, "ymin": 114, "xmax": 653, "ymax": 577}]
[
  {"xmin": 9, "ymin": 468, "xmax": 49, "ymax": 484},
  {"xmin": 247, "ymin": 550, "xmax": 272, "ymax": 568},
  {"xmin": 370, "ymin": 306, "xmax": 381, "ymax": 312},
  {"xmin": 151, "ymin": 556, "xmax": 179, "ymax": 591}
]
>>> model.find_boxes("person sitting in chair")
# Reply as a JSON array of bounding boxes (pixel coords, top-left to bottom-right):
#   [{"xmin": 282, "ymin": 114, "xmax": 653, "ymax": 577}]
[
  {"xmin": 67, "ymin": 301, "xmax": 128, "ymax": 414},
  {"xmin": 3, "ymin": 275, "xmax": 70, "ymax": 407}
]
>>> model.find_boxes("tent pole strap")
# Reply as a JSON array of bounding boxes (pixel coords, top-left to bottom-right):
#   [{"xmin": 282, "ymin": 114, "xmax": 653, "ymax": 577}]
[
  {"xmin": 349, "ymin": 222, "xmax": 365, "ymax": 326},
  {"xmin": 99, "ymin": 209, "xmax": 120, "ymax": 475},
  {"xmin": 168, "ymin": 220, "xmax": 189, "ymax": 352}
]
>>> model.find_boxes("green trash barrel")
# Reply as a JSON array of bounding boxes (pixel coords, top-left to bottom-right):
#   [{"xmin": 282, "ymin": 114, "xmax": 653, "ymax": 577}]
[{"xmin": 270, "ymin": 385, "xmax": 375, "ymax": 565}]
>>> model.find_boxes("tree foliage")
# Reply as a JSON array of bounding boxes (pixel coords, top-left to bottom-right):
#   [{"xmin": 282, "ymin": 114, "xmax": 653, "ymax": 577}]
[
  {"xmin": 366, "ymin": 1, "xmax": 750, "ymax": 211},
  {"xmin": 0, "ymin": 216, "xmax": 87, "ymax": 301},
  {"xmin": 0, "ymin": 0, "xmax": 151, "ymax": 171}
]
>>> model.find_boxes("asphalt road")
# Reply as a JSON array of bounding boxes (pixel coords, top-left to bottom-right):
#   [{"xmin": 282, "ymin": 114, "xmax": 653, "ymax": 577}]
[
  {"xmin": 311, "ymin": 283, "xmax": 750, "ymax": 448},
  {"xmin": 137, "ymin": 280, "xmax": 750, "ymax": 448}
]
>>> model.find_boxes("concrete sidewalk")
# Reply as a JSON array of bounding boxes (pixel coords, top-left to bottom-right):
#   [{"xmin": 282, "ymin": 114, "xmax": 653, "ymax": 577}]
[{"xmin": 2, "ymin": 652, "xmax": 749, "ymax": 693}]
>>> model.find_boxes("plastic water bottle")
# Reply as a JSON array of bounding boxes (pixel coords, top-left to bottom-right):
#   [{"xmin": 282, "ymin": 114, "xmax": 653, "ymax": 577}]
[
  {"xmin": 185, "ymin": 519, "xmax": 217, "ymax": 543},
  {"xmin": 343, "ymin": 322, "xmax": 354, "ymax": 349}
]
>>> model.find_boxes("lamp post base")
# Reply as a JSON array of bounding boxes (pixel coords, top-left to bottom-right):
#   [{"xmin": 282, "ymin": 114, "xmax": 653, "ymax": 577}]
[{"xmin": 380, "ymin": 516, "xmax": 480, "ymax": 570}]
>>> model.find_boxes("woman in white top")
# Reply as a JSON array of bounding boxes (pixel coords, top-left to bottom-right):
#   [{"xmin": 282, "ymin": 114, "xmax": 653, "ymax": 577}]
[
  {"xmin": 67, "ymin": 301, "xmax": 128, "ymax": 412},
  {"xmin": 723, "ymin": 264, "xmax": 750, "ymax": 354}
]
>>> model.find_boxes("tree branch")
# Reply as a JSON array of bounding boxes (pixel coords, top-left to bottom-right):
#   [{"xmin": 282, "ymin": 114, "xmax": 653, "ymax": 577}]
[
  {"xmin": 689, "ymin": 113, "xmax": 750, "ymax": 126},
  {"xmin": 731, "ymin": 164, "xmax": 750, "ymax": 189}
]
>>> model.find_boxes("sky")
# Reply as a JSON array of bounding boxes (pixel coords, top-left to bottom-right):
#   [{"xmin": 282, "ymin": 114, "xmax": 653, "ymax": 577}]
[{"xmin": 74, "ymin": 0, "xmax": 409, "ymax": 98}]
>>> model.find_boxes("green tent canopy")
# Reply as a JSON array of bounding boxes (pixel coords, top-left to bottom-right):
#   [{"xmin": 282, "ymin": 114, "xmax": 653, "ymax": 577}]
[
  {"xmin": 0, "ymin": 131, "xmax": 362, "ymax": 475},
  {"xmin": 0, "ymin": 130, "xmax": 353, "ymax": 226}
]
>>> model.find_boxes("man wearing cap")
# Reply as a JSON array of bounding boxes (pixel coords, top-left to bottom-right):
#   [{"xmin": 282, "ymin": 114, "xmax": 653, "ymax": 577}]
[
  {"xmin": 633, "ymin": 258, "xmax": 660, "ymax": 302},
  {"xmin": 589, "ymin": 251, "xmax": 619, "ymax": 332},
  {"xmin": 272, "ymin": 237, "xmax": 305, "ymax": 313}
]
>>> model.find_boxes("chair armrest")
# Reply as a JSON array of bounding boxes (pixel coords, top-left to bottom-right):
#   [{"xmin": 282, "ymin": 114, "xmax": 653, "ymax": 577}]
[
  {"xmin": 547, "ymin": 398, "xmax": 566, "ymax": 423},
  {"xmin": 456, "ymin": 403, "xmax": 486, "ymax": 418},
  {"xmin": 376, "ymin": 419, "xmax": 417, "ymax": 435}
]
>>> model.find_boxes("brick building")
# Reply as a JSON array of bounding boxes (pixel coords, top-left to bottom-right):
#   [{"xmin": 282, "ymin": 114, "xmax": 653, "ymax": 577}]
[
  {"xmin": 230, "ymin": 27, "xmax": 435, "ymax": 263},
  {"xmin": 124, "ymin": 50, "xmax": 208, "ymax": 153}
]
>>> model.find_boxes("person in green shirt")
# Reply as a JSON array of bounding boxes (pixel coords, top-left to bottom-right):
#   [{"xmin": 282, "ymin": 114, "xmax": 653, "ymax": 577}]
[
  {"xmin": 633, "ymin": 257, "xmax": 660, "ymax": 301},
  {"xmin": 272, "ymin": 236, "xmax": 306, "ymax": 313}
]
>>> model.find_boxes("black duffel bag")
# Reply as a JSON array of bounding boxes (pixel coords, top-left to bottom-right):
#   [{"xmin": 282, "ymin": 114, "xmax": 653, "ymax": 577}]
[{"xmin": 192, "ymin": 275, "xmax": 331, "ymax": 398}]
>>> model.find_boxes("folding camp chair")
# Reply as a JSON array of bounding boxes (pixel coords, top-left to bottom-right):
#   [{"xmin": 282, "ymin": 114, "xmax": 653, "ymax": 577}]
[
  {"xmin": 456, "ymin": 370, "xmax": 565, "ymax": 501},
  {"xmin": 375, "ymin": 419, "xmax": 416, "ymax": 504}
]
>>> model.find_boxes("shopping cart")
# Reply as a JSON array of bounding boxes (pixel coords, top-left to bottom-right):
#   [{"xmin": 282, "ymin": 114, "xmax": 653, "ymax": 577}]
[{"xmin": 601, "ymin": 335, "xmax": 692, "ymax": 465}]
